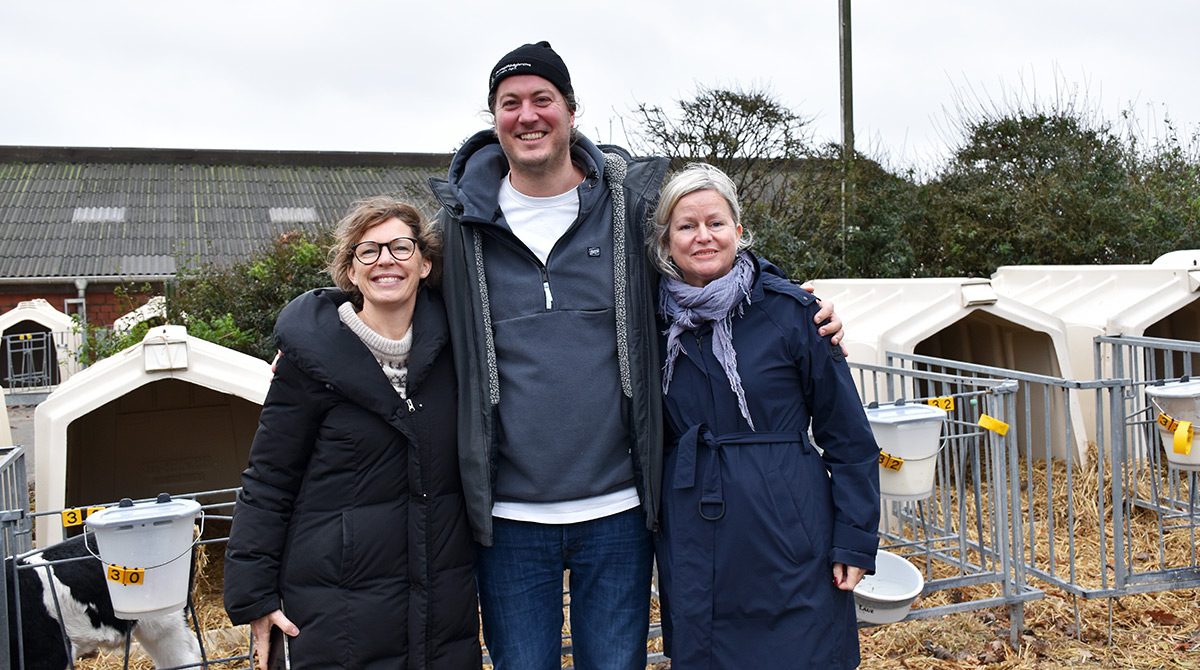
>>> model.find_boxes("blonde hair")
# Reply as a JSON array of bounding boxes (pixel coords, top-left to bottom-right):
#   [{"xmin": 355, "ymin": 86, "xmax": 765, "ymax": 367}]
[{"xmin": 648, "ymin": 163, "xmax": 751, "ymax": 281}]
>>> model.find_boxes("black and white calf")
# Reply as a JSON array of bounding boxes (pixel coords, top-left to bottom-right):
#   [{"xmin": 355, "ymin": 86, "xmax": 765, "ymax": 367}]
[{"xmin": 5, "ymin": 532, "xmax": 202, "ymax": 670}]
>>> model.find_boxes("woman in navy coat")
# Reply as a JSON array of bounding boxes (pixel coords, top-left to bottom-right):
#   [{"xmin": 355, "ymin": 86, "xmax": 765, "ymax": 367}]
[{"xmin": 649, "ymin": 163, "xmax": 881, "ymax": 669}]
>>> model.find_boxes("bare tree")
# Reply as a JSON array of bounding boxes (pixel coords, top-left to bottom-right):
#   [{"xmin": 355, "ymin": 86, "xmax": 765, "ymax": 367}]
[{"xmin": 627, "ymin": 85, "xmax": 815, "ymax": 216}]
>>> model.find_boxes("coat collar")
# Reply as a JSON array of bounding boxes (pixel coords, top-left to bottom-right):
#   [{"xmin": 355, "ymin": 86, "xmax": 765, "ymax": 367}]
[
  {"xmin": 443, "ymin": 128, "xmax": 606, "ymax": 226},
  {"xmin": 275, "ymin": 287, "xmax": 449, "ymax": 421}
]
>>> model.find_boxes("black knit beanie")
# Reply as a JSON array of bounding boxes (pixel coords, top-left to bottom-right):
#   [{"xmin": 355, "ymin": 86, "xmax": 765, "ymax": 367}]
[{"xmin": 488, "ymin": 41, "xmax": 573, "ymax": 99}]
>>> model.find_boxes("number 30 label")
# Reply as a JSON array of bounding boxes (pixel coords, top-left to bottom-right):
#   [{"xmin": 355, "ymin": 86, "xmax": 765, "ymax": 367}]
[{"xmin": 106, "ymin": 564, "xmax": 145, "ymax": 585}]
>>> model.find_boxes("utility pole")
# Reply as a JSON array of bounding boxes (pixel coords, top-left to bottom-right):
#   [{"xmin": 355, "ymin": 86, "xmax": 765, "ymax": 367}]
[{"xmin": 839, "ymin": 0, "xmax": 854, "ymax": 270}]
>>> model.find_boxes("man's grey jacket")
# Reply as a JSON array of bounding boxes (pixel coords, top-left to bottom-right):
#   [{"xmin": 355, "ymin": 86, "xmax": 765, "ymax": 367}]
[{"xmin": 429, "ymin": 129, "xmax": 668, "ymax": 545}]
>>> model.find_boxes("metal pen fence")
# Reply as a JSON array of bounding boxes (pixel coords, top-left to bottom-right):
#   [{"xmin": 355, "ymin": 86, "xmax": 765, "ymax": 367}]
[
  {"xmin": 4, "ymin": 487, "xmax": 250, "ymax": 670},
  {"xmin": 1, "ymin": 330, "xmax": 85, "ymax": 392},
  {"xmin": 3, "ymin": 331, "xmax": 60, "ymax": 390},
  {"xmin": 1096, "ymin": 335, "xmax": 1200, "ymax": 596},
  {"xmin": 0, "ymin": 446, "xmax": 31, "ymax": 557},
  {"xmin": 886, "ymin": 344, "xmax": 1200, "ymax": 641},
  {"xmin": 850, "ymin": 359, "xmax": 1040, "ymax": 646},
  {"xmin": 1, "ymin": 446, "xmax": 32, "ymax": 670}
]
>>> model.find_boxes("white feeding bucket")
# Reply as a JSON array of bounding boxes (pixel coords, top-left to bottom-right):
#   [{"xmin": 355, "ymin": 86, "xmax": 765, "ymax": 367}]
[
  {"xmin": 85, "ymin": 493, "xmax": 202, "ymax": 619},
  {"xmin": 854, "ymin": 549, "xmax": 925, "ymax": 624},
  {"xmin": 1144, "ymin": 379, "xmax": 1200, "ymax": 471},
  {"xmin": 866, "ymin": 403, "xmax": 948, "ymax": 500}
]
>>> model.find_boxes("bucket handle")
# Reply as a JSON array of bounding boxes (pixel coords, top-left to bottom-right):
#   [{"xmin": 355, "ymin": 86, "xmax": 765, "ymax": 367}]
[
  {"xmin": 83, "ymin": 506, "xmax": 206, "ymax": 573},
  {"xmin": 879, "ymin": 437, "xmax": 949, "ymax": 471}
]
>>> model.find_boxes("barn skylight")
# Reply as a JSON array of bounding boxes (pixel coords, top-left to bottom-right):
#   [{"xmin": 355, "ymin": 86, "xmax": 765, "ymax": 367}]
[
  {"xmin": 72, "ymin": 206, "xmax": 126, "ymax": 223},
  {"xmin": 269, "ymin": 207, "xmax": 319, "ymax": 223}
]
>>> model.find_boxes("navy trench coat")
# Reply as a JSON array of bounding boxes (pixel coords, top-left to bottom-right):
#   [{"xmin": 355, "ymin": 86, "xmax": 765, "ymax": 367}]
[{"xmin": 656, "ymin": 258, "xmax": 880, "ymax": 670}]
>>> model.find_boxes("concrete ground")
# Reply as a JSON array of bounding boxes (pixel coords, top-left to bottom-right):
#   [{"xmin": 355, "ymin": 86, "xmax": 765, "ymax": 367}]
[{"xmin": 6, "ymin": 403, "xmax": 36, "ymax": 478}]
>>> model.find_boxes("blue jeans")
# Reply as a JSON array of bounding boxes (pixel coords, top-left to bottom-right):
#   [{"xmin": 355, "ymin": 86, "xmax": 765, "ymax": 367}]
[{"xmin": 476, "ymin": 508, "xmax": 654, "ymax": 670}]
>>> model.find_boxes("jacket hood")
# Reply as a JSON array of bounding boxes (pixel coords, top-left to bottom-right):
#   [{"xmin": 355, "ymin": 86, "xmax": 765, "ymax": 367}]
[
  {"xmin": 443, "ymin": 128, "xmax": 610, "ymax": 223},
  {"xmin": 274, "ymin": 287, "xmax": 450, "ymax": 419},
  {"xmin": 747, "ymin": 252, "xmax": 816, "ymax": 308}
]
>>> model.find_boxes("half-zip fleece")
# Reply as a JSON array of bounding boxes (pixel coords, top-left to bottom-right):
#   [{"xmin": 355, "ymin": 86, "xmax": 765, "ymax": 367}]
[
  {"xmin": 443, "ymin": 134, "xmax": 633, "ymax": 505},
  {"xmin": 430, "ymin": 130, "xmax": 669, "ymax": 544}
]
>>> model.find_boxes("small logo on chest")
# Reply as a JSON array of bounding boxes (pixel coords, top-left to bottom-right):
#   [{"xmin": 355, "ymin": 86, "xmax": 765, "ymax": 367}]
[{"xmin": 587, "ymin": 247, "xmax": 602, "ymax": 257}]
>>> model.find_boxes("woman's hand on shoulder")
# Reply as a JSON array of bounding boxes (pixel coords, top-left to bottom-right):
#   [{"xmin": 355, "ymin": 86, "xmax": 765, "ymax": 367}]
[{"xmin": 799, "ymin": 282, "xmax": 846, "ymax": 353}]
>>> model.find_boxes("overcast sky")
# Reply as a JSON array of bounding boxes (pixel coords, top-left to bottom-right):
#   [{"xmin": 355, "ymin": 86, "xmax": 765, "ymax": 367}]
[{"xmin": 2, "ymin": 1, "xmax": 1196, "ymax": 172}]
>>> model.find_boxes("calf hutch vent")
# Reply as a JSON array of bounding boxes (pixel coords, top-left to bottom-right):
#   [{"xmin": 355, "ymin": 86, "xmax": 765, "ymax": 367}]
[
  {"xmin": 0, "ymin": 299, "xmax": 83, "ymax": 391},
  {"xmin": 809, "ymin": 277, "xmax": 1085, "ymax": 462},
  {"xmin": 34, "ymin": 325, "xmax": 270, "ymax": 545}
]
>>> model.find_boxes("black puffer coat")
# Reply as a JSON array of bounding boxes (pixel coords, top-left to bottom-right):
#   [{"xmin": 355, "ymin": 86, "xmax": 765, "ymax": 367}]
[{"xmin": 224, "ymin": 288, "xmax": 479, "ymax": 670}]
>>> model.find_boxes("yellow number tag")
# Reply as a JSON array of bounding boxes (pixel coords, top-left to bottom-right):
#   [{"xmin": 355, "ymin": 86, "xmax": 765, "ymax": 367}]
[
  {"xmin": 61, "ymin": 506, "xmax": 107, "ymax": 527},
  {"xmin": 1157, "ymin": 411, "xmax": 1180, "ymax": 432},
  {"xmin": 927, "ymin": 396, "xmax": 955, "ymax": 411},
  {"xmin": 106, "ymin": 564, "xmax": 145, "ymax": 585},
  {"xmin": 1173, "ymin": 420, "xmax": 1193, "ymax": 455},
  {"xmin": 107, "ymin": 564, "xmax": 125, "ymax": 582},
  {"xmin": 878, "ymin": 451, "xmax": 905, "ymax": 471},
  {"xmin": 978, "ymin": 414, "xmax": 1010, "ymax": 436}
]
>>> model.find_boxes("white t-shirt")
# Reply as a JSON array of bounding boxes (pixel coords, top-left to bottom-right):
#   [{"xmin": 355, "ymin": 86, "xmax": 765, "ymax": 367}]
[{"xmin": 499, "ymin": 172, "xmax": 578, "ymax": 265}]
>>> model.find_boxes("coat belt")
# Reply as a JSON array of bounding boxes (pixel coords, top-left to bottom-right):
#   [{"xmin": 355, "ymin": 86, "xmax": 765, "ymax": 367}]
[{"xmin": 673, "ymin": 425, "xmax": 805, "ymax": 521}]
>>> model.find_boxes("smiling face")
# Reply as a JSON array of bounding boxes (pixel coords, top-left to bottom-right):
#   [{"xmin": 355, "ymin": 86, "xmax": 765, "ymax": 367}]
[
  {"xmin": 347, "ymin": 217, "xmax": 431, "ymax": 312},
  {"xmin": 493, "ymin": 74, "xmax": 574, "ymax": 184},
  {"xmin": 667, "ymin": 189, "xmax": 744, "ymax": 288}
]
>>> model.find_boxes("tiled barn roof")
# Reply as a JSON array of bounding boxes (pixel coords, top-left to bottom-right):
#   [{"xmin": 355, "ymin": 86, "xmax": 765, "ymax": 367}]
[{"xmin": 0, "ymin": 146, "xmax": 453, "ymax": 280}]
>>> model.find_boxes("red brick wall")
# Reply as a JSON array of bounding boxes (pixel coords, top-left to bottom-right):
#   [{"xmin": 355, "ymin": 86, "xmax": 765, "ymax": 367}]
[
  {"xmin": 87, "ymin": 290, "xmax": 160, "ymax": 326},
  {"xmin": 0, "ymin": 286, "xmax": 163, "ymax": 327}
]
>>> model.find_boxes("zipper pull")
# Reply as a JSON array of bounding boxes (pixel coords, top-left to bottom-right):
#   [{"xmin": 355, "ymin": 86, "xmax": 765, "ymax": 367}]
[
  {"xmin": 406, "ymin": 398, "xmax": 416, "ymax": 413},
  {"xmin": 543, "ymin": 280, "xmax": 553, "ymax": 310}
]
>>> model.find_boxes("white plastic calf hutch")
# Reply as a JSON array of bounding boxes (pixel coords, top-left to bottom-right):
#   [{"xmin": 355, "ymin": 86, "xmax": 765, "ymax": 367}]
[
  {"xmin": 34, "ymin": 325, "xmax": 270, "ymax": 545},
  {"xmin": 0, "ymin": 405, "xmax": 11, "ymax": 446},
  {"xmin": 991, "ymin": 253, "xmax": 1200, "ymax": 444},
  {"xmin": 112, "ymin": 295, "xmax": 167, "ymax": 334},
  {"xmin": 0, "ymin": 299, "xmax": 84, "ymax": 390},
  {"xmin": 809, "ymin": 277, "xmax": 1086, "ymax": 462}
]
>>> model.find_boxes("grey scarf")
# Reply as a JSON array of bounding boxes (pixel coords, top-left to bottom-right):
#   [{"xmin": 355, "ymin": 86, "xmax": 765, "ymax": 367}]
[{"xmin": 659, "ymin": 252, "xmax": 756, "ymax": 430}]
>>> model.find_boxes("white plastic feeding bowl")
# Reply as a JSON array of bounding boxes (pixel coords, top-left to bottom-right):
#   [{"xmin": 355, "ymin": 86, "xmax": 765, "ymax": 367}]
[
  {"xmin": 866, "ymin": 403, "xmax": 948, "ymax": 500},
  {"xmin": 853, "ymin": 549, "xmax": 924, "ymax": 624},
  {"xmin": 1144, "ymin": 379, "xmax": 1200, "ymax": 471}
]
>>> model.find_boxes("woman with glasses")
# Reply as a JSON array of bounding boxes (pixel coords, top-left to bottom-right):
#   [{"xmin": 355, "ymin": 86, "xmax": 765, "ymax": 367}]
[{"xmin": 224, "ymin": 196, "xmax": 480, "ymax": 670}]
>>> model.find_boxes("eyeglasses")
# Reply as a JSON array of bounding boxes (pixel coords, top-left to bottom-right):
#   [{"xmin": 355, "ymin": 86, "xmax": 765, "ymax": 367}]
[{"xmin": 351, "ymin": 237, "xmax": 419, "ymax": 264}]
